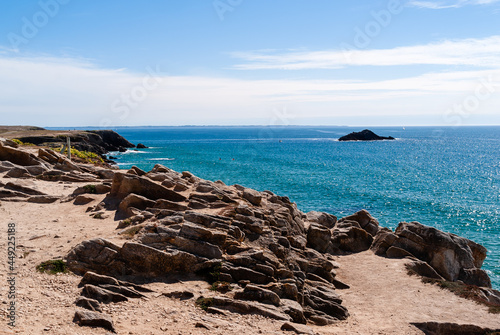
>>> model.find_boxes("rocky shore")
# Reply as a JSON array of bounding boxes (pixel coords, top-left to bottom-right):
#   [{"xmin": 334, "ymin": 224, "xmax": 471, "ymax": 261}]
[{"xmin": 0, "ymin": 134, "xmax": 499, "ymax": 334}]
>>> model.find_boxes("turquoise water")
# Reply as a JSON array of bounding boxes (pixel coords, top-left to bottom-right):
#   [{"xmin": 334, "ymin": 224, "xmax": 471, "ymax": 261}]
[{"xmin": 108, "ymin": 126, "xmax": 500, "ymax": 289}]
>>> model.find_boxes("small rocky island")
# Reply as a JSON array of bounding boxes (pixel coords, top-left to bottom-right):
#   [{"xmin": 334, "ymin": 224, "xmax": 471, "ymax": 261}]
[{"xmin": 339, "ymin": 129, "xmax": 395, "ymax": 141}]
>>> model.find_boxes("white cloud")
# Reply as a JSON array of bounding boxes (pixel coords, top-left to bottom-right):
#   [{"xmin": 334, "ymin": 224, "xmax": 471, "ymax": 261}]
[
  {"xmin": 408, "ymin": 0, "xmax": 500, "ymax": 9},
  {"xmin": 231, "ymin": 36, "xmax": 500, "ymax": 70},
  {"xmin": 0, "ymin": 53, "xmax": 499, "ymax": 126}
]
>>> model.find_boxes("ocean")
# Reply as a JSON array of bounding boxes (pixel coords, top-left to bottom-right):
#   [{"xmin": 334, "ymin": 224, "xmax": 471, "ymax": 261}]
[{"xmin": 104, "ymin": 126, "xmax": 499, "ymax": 289}]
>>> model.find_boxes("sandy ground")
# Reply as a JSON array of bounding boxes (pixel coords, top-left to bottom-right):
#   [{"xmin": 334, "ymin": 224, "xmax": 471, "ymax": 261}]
[{"xmin": 0, "ymin": 175, "xmax": 499, "ymax": 334}]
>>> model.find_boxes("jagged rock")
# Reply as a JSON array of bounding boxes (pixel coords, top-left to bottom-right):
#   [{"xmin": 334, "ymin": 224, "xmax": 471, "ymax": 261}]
[
  {"xmin": 27, "ymin": 195, "xmax": 60, "ymax": 203},
  {"xmin": 168, "ymin": 236, "xmax": 223, "ymax": 259},
  {"xmin": 163, "ymin": 291, "xmax": 195, "ymax": 300},
  {"xmin": 98, "ymin": 284, "xmax": 145, "ymax": 298},
  {"xmin": 0, "ymin": 189, "xmax": 29, "ymax": 198},
  {"xmin": 38, "ymin": 148, "xmax": 62, "ymax": 164},
  {"xmin": 79, "ymin": 271, "xmax": 120, "ymax": 287},
  {"xmin": 5, "ymin": 166, "xmax": 31, "ymax": 178},
  {"xmin": 73, "ymin": 309, "xmax": 115, "ymax": 332},
  {"xmin": 136, "ymin": 143, "xmax": 148, "ymax": 149},
  {"xmin": 0, "ymin": 161, "xmax": 16, "ymax": 172},
  {"xmin": 372, "ymin": 222, "xmax": 490, "ymax": 286},
  {"xmin": 306, "ymin": 211, "xmax": 337, "ymax": 229},
  {"xmin": 331, "ymin": 222, "xmax": 374, "ymax": 254},
  {"xmin": 386, "ymin": 246, "xmax": 415, "ymax": 259},
  {"xmin": 0, "ymin": 138, "xmax": 18, "ymax": 148},
  {"xmin": 74, "ymin": 195, "xmax": 96, "ymax": 206},
  {"xmin": 4, "ymin": 182, "xmax": 46, "ymax": 195},
  {"xmin": 411, "ymin": 322, "xmax": 500, "ymax": 335},
  {"xmin": 82, "ymin": 284, "xmax": 128, "ymax": 303},
  {"xmin": 154, "ymin": 199, "xmax": 188, "ymax": 211},
  {"xmin": 118, "ymin": 193, "xmax": 155, "ymax": 213},
  {"xmin": 243, "ymin": 188, "xmax": 262, "ymax": 206},
  {"xmin": 210, "ymin": 296, "xmax": 291, "ymax": 321},
  {"xmin": 234, "ymin": 284, "xmax": 281, "ymax": 306},
  {"xmin": 151, "ymin": 163, "xmax": 175, "ymax": 174},
  {"xmin": 338, "ymin": 209, "xmax": 379, "ymax": 236},
  {"xmin": 120, "ymin": 242, "xmax": 204, "ymax": 276},
  {"xmin": 280, "ymin": 299, "xmax": 307, "ymax": 324},
  {"xmin": 75, "ymin": 296, "xmax": 102, "ymax": 312},
  {"xmin": 128, "ymin": 166, "xmax": 147, "ymax": 176},
  {"xmin": 303, "ymin": 292, "xmax": 348, "ymax": 321},
  {"xmin": 459, "ymin": 268, "xmax": 491, "ymax": 288},
  {"xmin": 306, "ymin": 224, "xmax": 332, "ymax": 253},
  {"xmin": 406, "ymin": 260, "xmax": 444, "ymax": 280},
  {"xmin": 66, "ymin": 238, "xmax": 123, "ymax": 275},
  {"xmin": 0, "ymin": 142, "xmax": 43, "ymax": 166},
  {"xmin": 223, "ymin": 265, "xmax": 273, "ymax": 284},
  {"xmin": 109, "ymin": 172, "xmax": 186, "ymax": 202},
  {"xmin": 179, "ymin": 222, "xmax": 227, "ymax": 246},
  {"xmin": 281, "ymin": 322, "xmax": 315, "ymax": 335}
]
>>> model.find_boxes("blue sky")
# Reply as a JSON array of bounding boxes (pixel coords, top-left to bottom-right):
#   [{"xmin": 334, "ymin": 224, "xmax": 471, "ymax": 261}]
[{"xmin": 0, "ymin": 0, "xmax": 499, "ymax": 126}]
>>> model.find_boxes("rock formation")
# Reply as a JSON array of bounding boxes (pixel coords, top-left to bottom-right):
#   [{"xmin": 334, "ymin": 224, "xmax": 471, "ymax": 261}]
[{"xmin": 338, "ymin": 129, "xmax": 395, "ymax": 141}]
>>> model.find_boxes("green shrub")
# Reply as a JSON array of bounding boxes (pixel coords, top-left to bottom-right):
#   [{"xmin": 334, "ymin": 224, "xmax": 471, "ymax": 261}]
[
  {"xmin": 36, "ymin": 260, "xmax": 67, "ymax": 274},
  {"xmin": 195, "ymin": 297, "xmax": 214, "ymax": 311},
  {"xmin": 84, "ymin": 184, "xmax": 97, "ymax": 194},
  {"xmin": 210, "ymin": 281, "xmax": 231, "ymax": 293},
  {"xmin": 11, "ymin": 139, "xmax": 34, "ymax": 146}
]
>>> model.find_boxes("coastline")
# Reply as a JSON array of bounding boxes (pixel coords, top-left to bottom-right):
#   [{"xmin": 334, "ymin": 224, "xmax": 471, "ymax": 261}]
[{"xmin": 1, "ymin": 128, "xmax": 499, "ymax": 334}]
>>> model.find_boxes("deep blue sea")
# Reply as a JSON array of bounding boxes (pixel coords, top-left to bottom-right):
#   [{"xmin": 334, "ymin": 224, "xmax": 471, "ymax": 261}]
[{"xmin": 89, "ymin": 126, "xmax": 500, "ymax": 288}]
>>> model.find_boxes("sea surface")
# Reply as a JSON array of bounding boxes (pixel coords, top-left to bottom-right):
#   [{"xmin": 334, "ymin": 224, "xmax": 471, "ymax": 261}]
[{"xmin": 98, "ymin": 126, "xmax": 499, "ymax": 289}]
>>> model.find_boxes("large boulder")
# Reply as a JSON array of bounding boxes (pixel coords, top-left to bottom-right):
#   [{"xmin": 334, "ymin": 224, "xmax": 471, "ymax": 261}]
[
  {"xmin": 372, "ymin": 222, "xmax": 490, "ymax": 286},
  {"xmin": 73, "ymin": 310, "xmax": 115, "ymax": 332},
  {"xmin": 109, "ymin": 172, "xmax": 186, "ymax": 202},
  {"xmin": 306, "ymin": 211, "xmax": 337, "ymax": 229},
  {"xmin": 306, "ymin": 224, "xmax": 332, "ymax": 253},
  {"xmin": 338, "ymin": 209, "xmax": 379, "ymax": 236},
  {"xmin": 0, "ymin": 142, "xmax": 43, "ymax": 166},
  {"xmin": 330, "ymin": 221, "xmax": 373, "ymax": 254}
]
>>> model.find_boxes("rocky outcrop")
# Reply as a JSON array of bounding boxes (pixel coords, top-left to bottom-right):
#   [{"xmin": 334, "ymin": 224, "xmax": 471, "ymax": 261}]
[
  {"xmin": 338, "ymin": 129, "xmax": 395, "ymax": 141},
  {"xmin": 66, "ymin": 164, "xmax": 351, "ymax": 325},
  {"xmin": 15, "ymin": 129, "xmax": 135, "ymax": 156},
  {"xmin": 371, "ymin": 221, "xmax": 490, "ymax": 287}
]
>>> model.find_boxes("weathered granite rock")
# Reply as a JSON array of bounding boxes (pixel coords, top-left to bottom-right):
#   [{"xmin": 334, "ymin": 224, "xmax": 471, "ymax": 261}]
[
  {"xmin": 306, "ymin": 211, "xmax": 337, "ymax": 229},
  {"xmin": 118, "ymin": 193, "xmax": 156, "ymax": 213},
  {"xmin": 73, "ymin": 310, "xmax": 115, "ymax": 332},
  {"xmin": 234, "ymin": 284, "xmax": 281, "ymax": 306},
  {"xmin": 75, "ymin": 296, "xmax": 102, "ymax": 312},
  {"xmin": 109, "ymin": 172, "xmax": 186, "ymax": 202},
  {"xmin": 307, "ymin": 224, "xmax": 332, "ymax": 253},
  {"xmin": 331, "ymin": 221, "xmax": 373, "ymax": 254},
  {"xmin": 338, "ymin": 209, "xmax": 379, "ymax": 236},
  {"xmin": 82, "ymin": 284, "xmax": 128, "ymax": 303},
  {"xmin": 280, "ymin": 322, "xmax": 315, "ymax": 335},
  {"xmin": 372, "ymin": 221, "xmax": 490, "ymax": 286},
  {"xmin": 0, "ymin": 142, "xmax": 43, "ymax": 166}
]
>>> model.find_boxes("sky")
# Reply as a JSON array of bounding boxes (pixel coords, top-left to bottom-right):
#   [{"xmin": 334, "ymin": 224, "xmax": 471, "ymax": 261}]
[{"xmin": 0, "ymin": 0, "xmax": 499, "ymax": 127}]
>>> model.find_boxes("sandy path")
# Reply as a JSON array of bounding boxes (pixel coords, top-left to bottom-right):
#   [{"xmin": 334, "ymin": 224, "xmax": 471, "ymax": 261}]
[{"xmin": 323, "ymin": 251, "xmax": 500, "ymax": 334}]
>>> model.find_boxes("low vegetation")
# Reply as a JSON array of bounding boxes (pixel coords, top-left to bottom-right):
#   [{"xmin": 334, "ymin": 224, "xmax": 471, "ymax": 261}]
[
  {"xmin": 195, "ymin": 297, "xmax": 214, "ymax": 311},
  {"xmin": 11, "ymin": 138, "xmax": 35, "ymax": 146},
  {"xmin": 36, "ymin": 259, "xmax": 68, "ymax": 274},
  {"xmin": 54, "ymin": 147, "xmax": 104, "ymax": 164}
]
